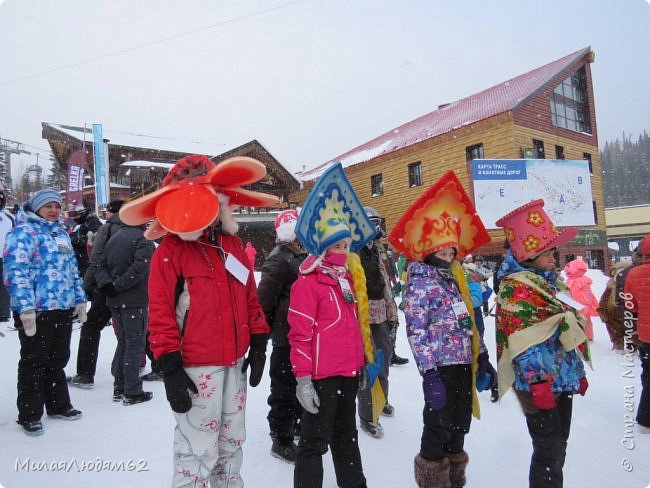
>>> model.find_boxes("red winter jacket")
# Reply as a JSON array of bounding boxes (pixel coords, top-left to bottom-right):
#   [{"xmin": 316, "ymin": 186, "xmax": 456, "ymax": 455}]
[
  {"xmin": 287, "ymin": 261, "xmax": 365, "ymax": 380},
  {"xmin": 625, "ymin": 235, "xmax": 650, "ymax": 343},
  {"xmin": 147, "ymin": 233, "xmax": 269, "ymax": 366}
]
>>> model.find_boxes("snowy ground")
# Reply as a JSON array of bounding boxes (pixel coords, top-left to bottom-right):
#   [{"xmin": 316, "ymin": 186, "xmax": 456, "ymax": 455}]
[{"xmin": 0, "ymin": 269, "xmax": 648, "ymax": 487}]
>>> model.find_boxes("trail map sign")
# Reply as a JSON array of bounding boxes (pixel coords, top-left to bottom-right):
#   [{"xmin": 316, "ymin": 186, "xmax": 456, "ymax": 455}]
[{"xmin": 471, "ymin": 159, "xmax": 595, "ymax": 228}]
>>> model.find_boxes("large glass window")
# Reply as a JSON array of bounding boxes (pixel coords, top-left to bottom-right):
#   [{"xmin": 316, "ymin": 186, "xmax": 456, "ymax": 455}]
[
  {"xmin": 408, "ymin": 161, "xmax": 423, "ymax": 187},
  {"xmin": 370, "ymin": 174, "xmax": 383, "ymax": 196},
  {"xmin": 551, "ymin": 66, "xmax": 592, "ymax": 134}
]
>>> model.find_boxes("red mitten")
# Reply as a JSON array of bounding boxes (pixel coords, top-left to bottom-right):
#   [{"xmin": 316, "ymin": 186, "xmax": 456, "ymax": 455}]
[
  {"xmin": 578, "ymin": 376, "xmax": 589, "ymax": 396},
  {"xmin": 530, "ymin": 381, "xmax": 556, "ymax": 410}
]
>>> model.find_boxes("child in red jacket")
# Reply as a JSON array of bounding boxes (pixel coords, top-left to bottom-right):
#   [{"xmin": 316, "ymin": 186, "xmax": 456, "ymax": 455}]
[{"xmin": 119, "ymin": 155, "xmax": 278, "ymax": 487}]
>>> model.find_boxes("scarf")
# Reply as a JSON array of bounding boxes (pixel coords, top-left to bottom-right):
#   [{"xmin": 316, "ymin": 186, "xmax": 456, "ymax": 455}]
[{"xmin": 496, "ymin": 267, "xmax": 591, "ymax": 398}]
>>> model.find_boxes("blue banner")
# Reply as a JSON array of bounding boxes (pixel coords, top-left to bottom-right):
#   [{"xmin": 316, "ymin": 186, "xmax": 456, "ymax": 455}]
[
  {"xmin": 92, "ymin": 123, "xmax": 109, "ymax": 206},
  {"xmin": 472, "ymin": 159, "xmax": 527, "ymax": 180}
]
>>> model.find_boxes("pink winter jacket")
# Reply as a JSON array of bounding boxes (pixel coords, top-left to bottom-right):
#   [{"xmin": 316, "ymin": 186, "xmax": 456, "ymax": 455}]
[
  {"xmin": 287, "ymin": 263, "xmax": 365, "ymax": 380},
  {"xmin": 564, "ymin": 259, "xmax": 599, "ymax": 316}
]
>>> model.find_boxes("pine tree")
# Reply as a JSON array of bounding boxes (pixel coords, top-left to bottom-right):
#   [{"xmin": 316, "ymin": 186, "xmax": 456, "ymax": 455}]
[
  {"xmin": 600, "ymin": 131, "xmax": 650, "ymax": 207},
  {"xmin": 46, "ymin": 155, "xmax": 66, "ymax": 191}
]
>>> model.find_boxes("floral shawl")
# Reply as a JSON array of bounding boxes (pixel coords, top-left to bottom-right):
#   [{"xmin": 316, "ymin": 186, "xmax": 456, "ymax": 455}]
[{"xmin": 496, "ymin": 260, "xmax": 591, "ymax": 398}]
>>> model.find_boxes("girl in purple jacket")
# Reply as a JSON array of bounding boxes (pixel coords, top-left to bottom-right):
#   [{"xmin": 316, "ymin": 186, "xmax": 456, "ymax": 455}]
[{"xmin": 387, "ymin": 171, "xmax": 493, "ymax": 488}]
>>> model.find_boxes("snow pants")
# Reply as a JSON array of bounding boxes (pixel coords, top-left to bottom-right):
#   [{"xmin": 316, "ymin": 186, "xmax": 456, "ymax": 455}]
[
  {"xmin": 357, "ymin": 321, "xmax": 392, "ymax": 423},
  {"xmin": 420, "ymin": 364, "xmax": 472, "ymax": 461},
  {"xmin": 76, "ymin": 294, "xmax": 112, "ymax": 379},
  {"xmin": 267, "ymin": 346, "xmax": 301, "ymax": 442},
  {"xmin": 522, "ymin": 391, "xmax": 573, "ymax": 488},
  {"xmin": 172, "ymin": 361, "xmax": 247, "ymax": 488},
  {"xmin": 110, "ymin": 306, "xmax": 147, "ymax": 395},
  {"xmin": 16, "ymin": 309, "xmax": 74, "ymax": 423},
  {"xmin": 637, "ymin": 343, "xmax": 650, "ymax": 428},
  {"xmin": 295, "ymin": 375, "xmax": 366, "ymax": 488}
]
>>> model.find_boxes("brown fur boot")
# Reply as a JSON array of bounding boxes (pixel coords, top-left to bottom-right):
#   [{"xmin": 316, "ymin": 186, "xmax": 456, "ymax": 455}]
[
  {"xmin": 447, "ymin": 451, "xmax": 469, "ymax": 488},
  {"xmin": 414, "ymin": 454, "xmax": 451, "ymax": 488}
]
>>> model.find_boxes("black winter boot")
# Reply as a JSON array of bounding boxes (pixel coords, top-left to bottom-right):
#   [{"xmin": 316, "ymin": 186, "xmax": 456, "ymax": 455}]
[{"xmin": 414, "ymin": 454, "xmax": 451, "ymax": 488}]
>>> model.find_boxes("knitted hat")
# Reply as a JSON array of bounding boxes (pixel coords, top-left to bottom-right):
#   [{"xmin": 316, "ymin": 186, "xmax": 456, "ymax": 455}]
[
  {"xmin": 495, "ymin": 199, "xmax": 577, "ymax": 262},
  {"xmin": 119, "ymin": 154, "xmax": 279, "ymax": 240},
  {"xmin": 105, "ymin": 199, "xmax": 126, "ymax": 214},
  {"xmin": 388, "ymin": 171, "xmax": 490, "ymax": 262},
  {"xmin": 28, "ymin": 188, "xmax": 62, "ymax": 212},
  {"xmin": 295, "ymin": 162, "xmax": 376, "ymax": 256},
  {"xmin": 274, "ymin": 209, "xmax": 299, "ymax": 242}
]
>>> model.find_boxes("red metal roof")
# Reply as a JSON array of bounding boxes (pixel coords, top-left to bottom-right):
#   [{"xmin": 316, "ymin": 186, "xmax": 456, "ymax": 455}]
[{"xmin": 300, "ymin": 47, "xmax": 592, "ymax": 181}]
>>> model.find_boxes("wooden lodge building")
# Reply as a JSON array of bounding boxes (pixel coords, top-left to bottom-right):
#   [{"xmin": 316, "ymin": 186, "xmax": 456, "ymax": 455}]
[
  {"xmin": 41, "ymin": 124, "xmax": 301, "ymax": 267},
  {"xmin": 41, "ymin": 123, "xmax": 300, "ymax": 209},
  {"xmin": 292, "ymin": 47, "xmax": 608, "ymax": 270}
]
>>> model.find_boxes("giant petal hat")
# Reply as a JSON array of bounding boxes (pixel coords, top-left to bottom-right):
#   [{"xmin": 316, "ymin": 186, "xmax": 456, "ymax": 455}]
[
  {"xmin": 388, "ymin": 170, "xmax": 490, "ymax": 261},
  {"xmin": 495, "ymin": 199, "xmax": 577, "ymax": 262},
  {"xmin": 295, "ymin": 162, "xmax": 377, "ymax": 256},
  {"xmin": 120, "ymin": 154, "xmax": 279, "ymax": 240}
]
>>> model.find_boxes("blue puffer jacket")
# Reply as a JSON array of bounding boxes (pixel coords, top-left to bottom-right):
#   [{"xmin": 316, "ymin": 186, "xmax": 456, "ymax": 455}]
[
  {"xmin": 403, "ymin": 261, "xmax": 473, "ymax": 373},
  {"xmin": 3, "ymin": 209, "xmax": 86, "ymax": 313}
]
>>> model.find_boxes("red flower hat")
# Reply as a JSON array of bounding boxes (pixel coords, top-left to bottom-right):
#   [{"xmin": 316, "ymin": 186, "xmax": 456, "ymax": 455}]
[
  {"xmin": 495, "ymin": 199, "xmax": 577, "ymax": 262},
  {"xmin": 120, "ymin": 154, "xmax": 279, "ymax": 239}
]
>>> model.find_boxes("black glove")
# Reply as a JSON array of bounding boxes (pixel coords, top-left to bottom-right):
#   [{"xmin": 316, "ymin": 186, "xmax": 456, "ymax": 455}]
[
  {"xmin": 241, "ymin": 334, "xmax": 269, "ymax": 387},
  {"xmin": 100, "ymin": 282, "xmax": 118, "ymax": 297},
  {"xmin": 158, "ymin": 351, "xmax": 198, "ymax": 413}
]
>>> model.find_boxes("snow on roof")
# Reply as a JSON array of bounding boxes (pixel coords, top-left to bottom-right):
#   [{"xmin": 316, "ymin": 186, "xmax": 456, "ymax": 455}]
[
  {"xmin": 120, "ymin": 160, "xmax": 175, "ymax": 169},
  {"xmin": 299, "ymin": 47, "xmax": 591, "ymax": 181},
  {"xmin": 45, "ymin": 123, "xmax": 241, "ymax": 157}
]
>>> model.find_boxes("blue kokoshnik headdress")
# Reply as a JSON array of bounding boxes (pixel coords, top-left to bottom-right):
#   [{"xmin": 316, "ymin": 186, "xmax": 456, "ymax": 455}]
[{"xmin": 295, "ymin": 162, "xmax": 377, "ymax": 256}]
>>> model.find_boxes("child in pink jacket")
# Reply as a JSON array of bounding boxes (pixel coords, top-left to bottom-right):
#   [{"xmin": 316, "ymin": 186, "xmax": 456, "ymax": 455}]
[
  {"xmin": 564, "ymin": 258, "xmax": 599, "ymax": 341},
  {"xmin": 288, "ymin": 162, "xmax": 380, "ymax": 488}
]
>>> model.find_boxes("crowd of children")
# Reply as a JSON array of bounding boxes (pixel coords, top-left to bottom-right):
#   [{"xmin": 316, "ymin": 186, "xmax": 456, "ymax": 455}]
[{"xmin": 2, "ymin": 156, "xmax": 648, "ymax": 488}]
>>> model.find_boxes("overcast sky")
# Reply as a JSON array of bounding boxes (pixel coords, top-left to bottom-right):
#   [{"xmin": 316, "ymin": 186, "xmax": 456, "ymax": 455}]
[{"xmin": 0, "ymin": 0, "xmax": 648, "ymax": 182}]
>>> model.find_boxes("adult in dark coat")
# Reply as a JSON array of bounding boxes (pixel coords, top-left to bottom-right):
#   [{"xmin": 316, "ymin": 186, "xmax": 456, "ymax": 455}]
[
  {"xmin": 257, "ymin": 209, "xmax": 307, "ymax": 463},
  {"xmin": 69, "ymin": 200, "xmax": 125, "ymax": 389},
  {"xmin": 67, "ymin": 204, "xmax": 102, "ymax": 277},
  {"xmin": 95, "ymin": 218, "xmax": 155, "ymax": 405}
]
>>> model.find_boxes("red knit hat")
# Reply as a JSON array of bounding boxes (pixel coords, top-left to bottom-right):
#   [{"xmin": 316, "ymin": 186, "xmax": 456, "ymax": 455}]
[
  {"xmin": 274, "ymin": 209, "xmax": 299, "ymax": 242},
  {"xmin": 495, "ymin": 199, "xmax": 577, "ymax": 262}
]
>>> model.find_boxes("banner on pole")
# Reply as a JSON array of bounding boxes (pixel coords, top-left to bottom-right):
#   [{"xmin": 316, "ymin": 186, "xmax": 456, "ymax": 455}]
[
  {"xmin": 92, "ymin": 123, "xmax": 109, "ymax": 207},
  {"xmin": 65, "ymin": 149, "xmax": 87, "ymax": 209}
]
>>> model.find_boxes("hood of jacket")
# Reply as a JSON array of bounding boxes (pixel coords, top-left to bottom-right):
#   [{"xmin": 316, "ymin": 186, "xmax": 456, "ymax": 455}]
[{"xmin": 564, "ymin": 259, "xmax": 588, "ymax": 278}]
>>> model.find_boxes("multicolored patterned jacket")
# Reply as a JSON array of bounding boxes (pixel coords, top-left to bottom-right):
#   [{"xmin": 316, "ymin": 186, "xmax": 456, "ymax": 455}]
[
  {"xmin": 3, "ymin": 209, "xmax": 86, "ymax": 313},
  {"xmin": 403, "ymin": 261, "xmax": 474, "ymax": 373},
  {"xmin": 496, "ymin": 255, "xmax": 589, "ymax": 395}
]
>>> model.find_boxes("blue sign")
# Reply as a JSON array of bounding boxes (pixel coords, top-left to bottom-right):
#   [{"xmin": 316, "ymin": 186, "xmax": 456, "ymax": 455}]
[
  {"xmin": 472, "ymin": 159, "xmax": 527, "ymax": 180},
  {"xmin": 92, "ymin": 123, "xmax": 109, "ymax": 206}
]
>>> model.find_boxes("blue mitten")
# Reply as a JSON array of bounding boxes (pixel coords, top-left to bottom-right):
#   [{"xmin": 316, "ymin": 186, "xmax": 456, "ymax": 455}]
[
  {"xmin": 365, "ymin": 349, "xmax": 385, "ymax": 388},
  {"xmin": 423, "ymin": 369, "xmax": 447, "ymax": 410}
]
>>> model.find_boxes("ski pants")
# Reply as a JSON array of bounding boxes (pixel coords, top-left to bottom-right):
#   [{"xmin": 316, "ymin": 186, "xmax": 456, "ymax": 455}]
[{"xmin": 172, "ymin": 360, "xmax": 247, "ymax": 488}]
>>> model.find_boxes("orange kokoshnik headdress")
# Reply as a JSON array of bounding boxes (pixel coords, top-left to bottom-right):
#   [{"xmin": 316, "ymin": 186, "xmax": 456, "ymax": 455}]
[
  {"xmin": 119, "ymin": 154, "xmax": 279, "ymax": 240},
  {"xmin": 388, "ymin": 170, "xmax": 490, "ymax": 261}
]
